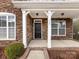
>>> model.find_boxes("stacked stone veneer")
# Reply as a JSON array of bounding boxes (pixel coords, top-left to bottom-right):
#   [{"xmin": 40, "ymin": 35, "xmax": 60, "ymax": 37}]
[
  {"xmin": 48, "ymin": 48, "xmax": 79, "ymax": 59},
  {"xmin": 0, "ymin": 1, "xmax": 22, "ymax": 46},
  {"xmin": 35, "ymin": 18, "xmax": 73, "ymax": 40},
  {"xmin": 0, "ymin": 0, "xmax": 73, "ymax": 46}
]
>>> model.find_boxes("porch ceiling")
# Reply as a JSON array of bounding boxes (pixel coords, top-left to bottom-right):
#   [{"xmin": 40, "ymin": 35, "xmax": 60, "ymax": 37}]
[{"xmin": 29, "ymin": 10, "xmax": 79, "ymax": 19}]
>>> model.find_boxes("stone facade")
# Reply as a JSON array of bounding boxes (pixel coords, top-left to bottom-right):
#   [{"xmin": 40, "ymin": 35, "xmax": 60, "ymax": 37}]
[
  {"xmin": 42, "ymin": 18, "xmax": 48, "ymax": 40},
  {"xmin": 0, "ymin": 0, "xmax": 73, "ymax": 46},
  {"xmin": 51, "ymin": 18, "xmax": 73, "ymax": 40},
  {"xmin": 27, "ymin": 14, "xmax": 33, "ymax": 44},
  {"xmin": 31, "ymin": 18, "xmax": 47, "ymax": 40},
  {"xmin": 0, "ymin": 3, "xmax": 22, "ymax": 46},
  {"xmin": 31, "ymin": 18, "xmax": 72, "ymax": 40},
  {"xmin": 0, "ymin": 0, "xmax": 11, "ymax": 3},
  {"xmin": 48, "ymin": 48, "xmax": 79, "ymax": 59}
]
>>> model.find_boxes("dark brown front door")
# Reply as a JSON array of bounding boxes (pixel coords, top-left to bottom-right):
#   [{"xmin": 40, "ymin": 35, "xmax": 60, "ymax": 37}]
[{"xmin": 35, "ymin": 23, "xmax": 41, "ymax": 39}]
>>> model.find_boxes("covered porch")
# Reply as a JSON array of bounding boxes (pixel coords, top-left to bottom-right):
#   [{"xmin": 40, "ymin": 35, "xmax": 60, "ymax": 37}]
[
  {"xmin": 25, "ymin": 11, "xmax": 73, "ymax": 48},
  {"xmin": 28, "ymin": 40, "xmax": 79, "ymax": 47},
  {"xmin": 12, "ymin": 1, "xmax": 79, "ymax": 48}
]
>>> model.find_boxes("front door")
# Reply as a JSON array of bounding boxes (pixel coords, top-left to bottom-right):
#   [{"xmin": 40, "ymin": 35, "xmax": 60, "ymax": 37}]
[{"xmin": 34, "ymin": 19, "xmax": 42, "ymax": 39}]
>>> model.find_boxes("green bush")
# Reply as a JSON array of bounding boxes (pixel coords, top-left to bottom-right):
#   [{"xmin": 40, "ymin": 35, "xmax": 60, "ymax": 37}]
[{"xmin": 4, "ymin": 43, "xmax": 24, "ymax": 59}]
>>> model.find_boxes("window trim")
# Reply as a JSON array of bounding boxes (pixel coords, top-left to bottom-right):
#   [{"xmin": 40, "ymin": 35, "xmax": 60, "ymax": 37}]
[
  {"xmin": 0, "ymin": 12, "xmax": 16, "ymax": 40},
  {"xmin": 51, "ymin": 20, "xmax": 66, "ymax": 36}
]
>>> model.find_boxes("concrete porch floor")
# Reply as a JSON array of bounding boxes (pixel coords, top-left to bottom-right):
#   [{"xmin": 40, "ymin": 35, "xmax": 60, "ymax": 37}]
[{"xmin": 28, "ymin": 40, "xmax": 79, "ymax": 48}]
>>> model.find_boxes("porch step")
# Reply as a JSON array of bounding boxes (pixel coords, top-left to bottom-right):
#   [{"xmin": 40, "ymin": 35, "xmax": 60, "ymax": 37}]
[
  {"xmin": 27, "ymin": 48, "xmax": 50, "ymax": 59},
  {"xmin": 19, "ymin": 48, "xmax": 50, "ymax": 59}
]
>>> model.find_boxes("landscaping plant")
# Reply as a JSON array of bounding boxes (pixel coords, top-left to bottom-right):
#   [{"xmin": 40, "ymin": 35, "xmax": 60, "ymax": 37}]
[{"xmin": 4, "ymin": 43, "xmax": 24, "ymax": 59}]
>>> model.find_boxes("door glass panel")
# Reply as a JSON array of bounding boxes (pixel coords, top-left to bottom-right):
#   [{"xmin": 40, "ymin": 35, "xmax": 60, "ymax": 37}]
[{"xmin": 35, "ymin": 23, "xmax": 41, "ymax": 39}]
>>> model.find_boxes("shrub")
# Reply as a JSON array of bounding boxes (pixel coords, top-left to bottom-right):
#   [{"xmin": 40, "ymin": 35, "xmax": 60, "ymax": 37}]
[{"xmin": 4, "ymin": 43, "xmax": 24, "ymax": 59}]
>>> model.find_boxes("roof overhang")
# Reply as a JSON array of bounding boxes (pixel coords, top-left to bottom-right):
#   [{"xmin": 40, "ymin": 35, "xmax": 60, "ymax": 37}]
[
  {"xmin": 12, "ymin": 1, "xmax": 79, "ymax": 19},
  {"xmin": 12, "ymin": 1, "xmax": 79, "ymax": 9}
]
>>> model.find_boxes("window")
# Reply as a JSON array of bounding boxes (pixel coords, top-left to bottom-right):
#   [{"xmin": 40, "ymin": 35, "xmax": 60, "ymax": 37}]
[
  {"xmin": 51, "ymin": 20, "xmax": 66, "ymax": 36},
  {"xmin": 0, "ymin": 13, "xmax": 16, "ymax": 40}
]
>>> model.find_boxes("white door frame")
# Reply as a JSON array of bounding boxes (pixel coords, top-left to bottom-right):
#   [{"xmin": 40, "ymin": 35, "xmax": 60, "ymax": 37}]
[{"xmin": 33, "ymin": 19, "xmax": 42, "ymax": 40}]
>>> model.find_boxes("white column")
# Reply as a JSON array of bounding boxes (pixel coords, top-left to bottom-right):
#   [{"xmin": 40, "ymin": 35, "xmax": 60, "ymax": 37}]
[
  {"xmin": 45, "ymin": 11, "xmax": 55, "ymax": 48},
  {"xmin": 22, "ymin": 10, "xmax": 30, "ymax": 48}
]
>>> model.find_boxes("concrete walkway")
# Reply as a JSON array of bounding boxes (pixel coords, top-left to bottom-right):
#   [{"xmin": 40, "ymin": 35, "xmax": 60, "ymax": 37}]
[{"xmin": 27, "ymin": 50, "xmax": 45, "ymax": 59}]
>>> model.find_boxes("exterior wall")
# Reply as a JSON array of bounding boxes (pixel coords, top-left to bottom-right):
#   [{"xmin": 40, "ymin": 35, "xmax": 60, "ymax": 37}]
[
  {"xmin": 0, "ymin": 0, "xmax": 73, "ymax": 46},
  {"xmin": 32, "ymin": 18, "xmax": 47, "ymax": 40},
  {"xmin": 0, "ymin": 4, "xmax": 22, "ymax": 46},
  {"xmin": 41, "ymin": 18, "xmax": 73, "ymax": 40},
  {"xmin": 32, "ymin": 18, "xmax": 72, "ymax": 40},
  {"xmin": 48, "ymin": 48, "xmax": 79, "ymax": 59},
  {"xmin": 42, "ymin": 18, "xmax": 48, "ymax": 40},
  {"xmin": 0, "ymin": 0, "xmax": 11, "ymax": 3},
  {"xmin": 27, "ymin": 14, "xmax": 33, "ymax": 43},
  {"xmin": 52, "ymin": 18, "xmax": 73, "ymax": 40}
]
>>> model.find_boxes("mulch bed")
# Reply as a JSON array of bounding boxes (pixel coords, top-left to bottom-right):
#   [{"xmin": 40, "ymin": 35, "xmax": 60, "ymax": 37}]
[{"xmin": 0, "ymin": 47, "xmax": 7, "ymax": 59}]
